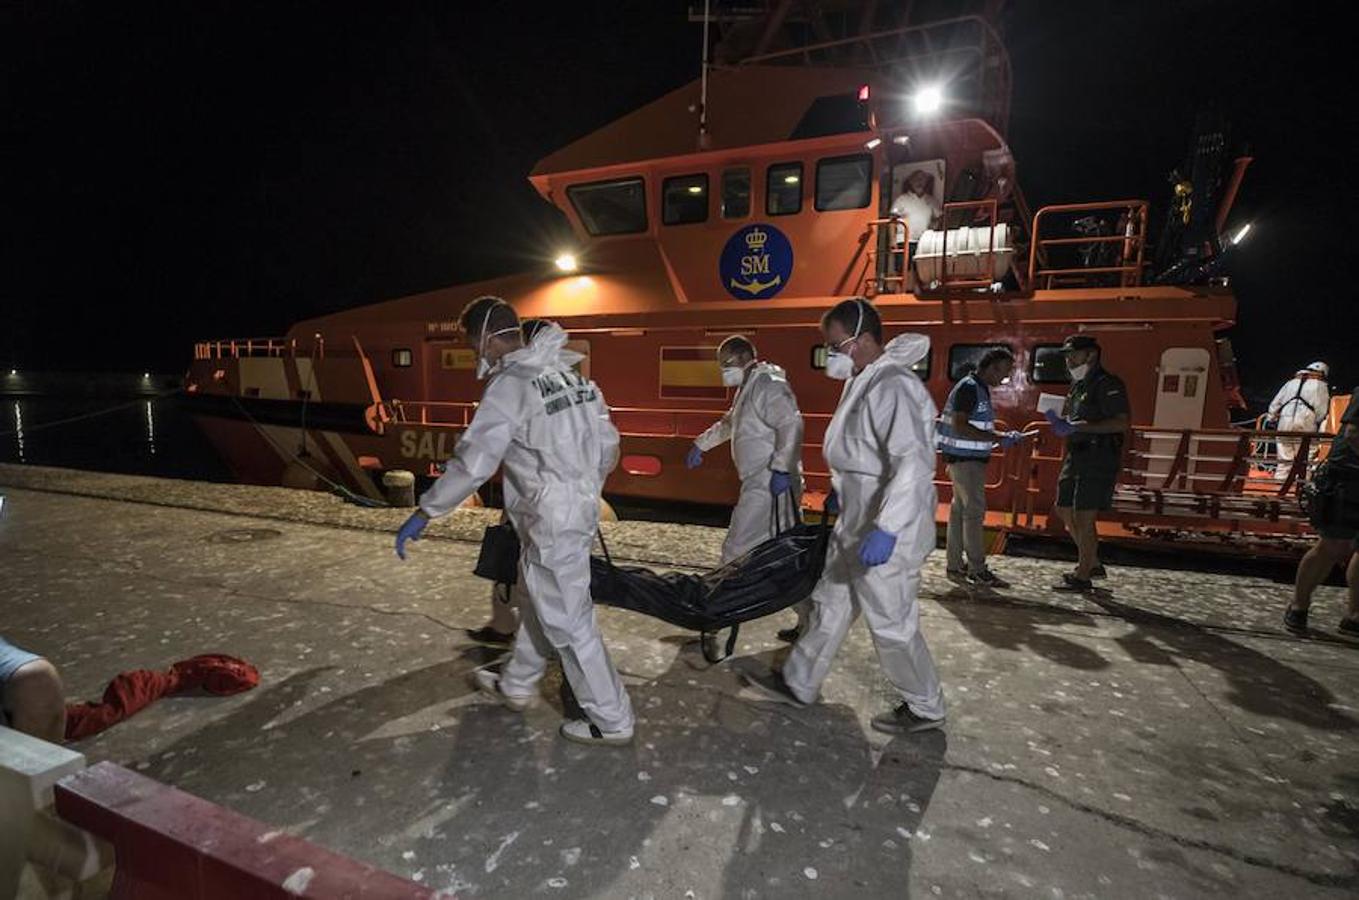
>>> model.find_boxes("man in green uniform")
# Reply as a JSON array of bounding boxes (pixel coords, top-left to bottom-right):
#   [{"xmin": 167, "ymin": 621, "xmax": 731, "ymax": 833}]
[
  {"xmin": 1284, "ymin": 392, "xmax": 1359, "ymax": 637},
  {"xmin": 1044, "ymin": 335, "xmax": 1130, "ymax": 592}
]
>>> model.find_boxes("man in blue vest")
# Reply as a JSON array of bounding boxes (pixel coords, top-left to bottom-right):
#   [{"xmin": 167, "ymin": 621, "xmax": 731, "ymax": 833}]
[{"xmin": 937, "ymin": 348, "xmax": 1026, "ymax": 587}]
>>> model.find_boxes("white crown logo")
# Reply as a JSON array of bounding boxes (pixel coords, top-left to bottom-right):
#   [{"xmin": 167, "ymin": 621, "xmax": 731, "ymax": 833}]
[{"xmin": 745, "ymin": 227, "xmax": 768, "ymax": 251}]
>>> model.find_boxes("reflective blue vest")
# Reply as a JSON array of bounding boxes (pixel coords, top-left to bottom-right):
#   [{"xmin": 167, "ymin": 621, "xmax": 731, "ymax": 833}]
[{"xmin": 937, "ymin": 374, "xmax": 995, "ymax": 460}]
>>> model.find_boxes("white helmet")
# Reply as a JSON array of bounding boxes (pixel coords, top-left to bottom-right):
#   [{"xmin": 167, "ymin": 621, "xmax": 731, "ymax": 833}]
[{"xmin": 1304, "ymin": 361, "xmax": 1329, "ymax": 378}]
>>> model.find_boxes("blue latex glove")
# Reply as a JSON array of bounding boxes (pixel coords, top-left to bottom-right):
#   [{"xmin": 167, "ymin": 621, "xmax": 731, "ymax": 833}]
[
  {"xmin": 395, "ymin": 512, "xmax": 429, "ymax": 560},
  {"xmin": 1044, "ymin": 409, "xmax": 1075, "ymax": 438},
  {"xmin": 824, "ymin": 490, "xmax": 839, "ymax": 516},
  {"xmin": 769, "ymin": 470, "xmax": 792, "ymax": 495},
  {"xmin": 999, "ymin": 430, "xmax": 1025, "ymax": 448},
  {"xmin": 859, "ymin": 528, "xmax": 897, "ymax": 567},
  {"xmin": 685, "ymin": 444, "xmax": 704, "ymax": 469}
]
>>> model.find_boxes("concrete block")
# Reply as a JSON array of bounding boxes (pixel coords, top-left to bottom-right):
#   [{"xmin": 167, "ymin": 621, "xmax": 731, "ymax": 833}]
[{"xmin": 0, "ymin": 727, "xmax": 87, "ymax": 900}]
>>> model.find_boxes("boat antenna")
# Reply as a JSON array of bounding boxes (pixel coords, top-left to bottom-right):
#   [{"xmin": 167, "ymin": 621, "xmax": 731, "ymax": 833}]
[{"xmin": 698, "ymin": 0, "xmax": 711, "ymax": 149}]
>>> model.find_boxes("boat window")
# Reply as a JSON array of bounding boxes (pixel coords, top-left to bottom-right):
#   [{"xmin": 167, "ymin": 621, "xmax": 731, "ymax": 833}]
[
  {"xmin": 391, "ymin": 348, "xmax": 413, "ymax": 368},
  {"xmin": 948, "ymin": 344, "xmax": 1013, "ymax": 381},
  {"xmin": 1030, "ymin": 344, "xmax": 1072, "ymax": 384},
  {"xmin": 662, "ymin": 174, "xmax": 709, "ymax": 225},
  {"xmin": 766, "ymin": 163, "xmax": 803, "ymax": 216},
  {"xmin": 567, "ymin": 177, "xmax": 647, "ymax": 236},
  {"xmin": 813, "ymin": 344, "xmax": 930, "ymax": 379},
  {"xmin": 815, "ymin": 154, "xmax": 872, "ymax": 211},
  {"xmin": 721, "ymin": 168, "xmax": 751, "ymax": 219}
]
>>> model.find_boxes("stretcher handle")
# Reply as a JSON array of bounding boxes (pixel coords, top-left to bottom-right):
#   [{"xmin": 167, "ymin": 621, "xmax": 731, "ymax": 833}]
[
  {"xmin": 769, "ymin": 485, "xmax": 804, "ymax": 536},
  {"xmin": 595, "ymin": 524, "xmax": 613, "ymax": 568}
]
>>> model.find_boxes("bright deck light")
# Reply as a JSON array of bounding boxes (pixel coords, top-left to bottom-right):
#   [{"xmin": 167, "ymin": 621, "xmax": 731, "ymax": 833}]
[
  {"xmin": 554, "ymin": 253, "xmax": 579, "ymax": 273},
  {"xmin": 864, "ymin": 137, "xmax": 882, "ymax": 150},
  {"xmin": 1231, "ymin": 222, "xmax": 1252, "ymax": 245},
  {"xmin": 913, "ymin": 85, "xmax": 944, "ymax": 115}
]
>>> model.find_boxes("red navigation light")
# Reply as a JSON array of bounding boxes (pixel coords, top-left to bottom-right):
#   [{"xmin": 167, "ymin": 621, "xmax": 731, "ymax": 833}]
[{"xmin": 857, "ymin": 84, "xmax": 870, "ymax": 102}]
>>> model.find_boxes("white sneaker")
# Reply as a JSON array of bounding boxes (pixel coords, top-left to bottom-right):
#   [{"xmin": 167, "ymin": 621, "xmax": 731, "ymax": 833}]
[
  {"xmin": 559, "ymin": 718, "xmax": 633, "ymax": 747},
  {"xmin": 470, "ymin": 669, "xmax": 532, "ymax": 712}
]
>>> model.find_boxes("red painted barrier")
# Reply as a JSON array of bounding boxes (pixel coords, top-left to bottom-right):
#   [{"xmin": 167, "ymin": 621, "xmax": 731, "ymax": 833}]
[{"xmin": 55, "ymin": 762, "xmax": 443, "ymax": 899}]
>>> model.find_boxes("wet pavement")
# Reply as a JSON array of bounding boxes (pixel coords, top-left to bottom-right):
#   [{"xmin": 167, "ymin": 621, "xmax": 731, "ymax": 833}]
[{"xmin": 2, "ymin": 464, "xmax": 1357, "ymax": 898}]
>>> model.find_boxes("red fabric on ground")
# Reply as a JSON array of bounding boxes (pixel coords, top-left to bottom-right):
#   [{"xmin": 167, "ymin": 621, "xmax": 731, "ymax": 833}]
[{"xmin": 64, "ymin": 655, "xmax": 260, "ymax": 741}]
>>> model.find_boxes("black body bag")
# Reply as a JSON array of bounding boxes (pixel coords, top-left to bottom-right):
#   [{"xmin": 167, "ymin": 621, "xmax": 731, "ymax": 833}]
[
  {"xmin": 588, "ymin": 508, "xmax": 831, "ymax": 634},
  {"xmin": 471, "ymin": 500, "xmax": 832, "ymax": 655},
  {"xmin": 1303, "ymin": 461, "xmax": 1359, "ymax": 531}
]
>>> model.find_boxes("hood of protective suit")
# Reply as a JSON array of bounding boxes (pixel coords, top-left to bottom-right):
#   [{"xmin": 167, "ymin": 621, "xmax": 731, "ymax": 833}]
[
  {"xmin": 501, "ymin": 321, "xmax": 583, "ymax": 372},
  {"xmin": 880, "ymin": 333, "xmax": 931, "ymax": 370}
]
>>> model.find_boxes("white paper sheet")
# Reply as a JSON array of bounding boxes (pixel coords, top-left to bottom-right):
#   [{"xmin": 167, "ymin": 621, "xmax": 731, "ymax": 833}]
[{"xmin": 1036, "ymin": 392, "xmax": 1066, "ymax": 416}]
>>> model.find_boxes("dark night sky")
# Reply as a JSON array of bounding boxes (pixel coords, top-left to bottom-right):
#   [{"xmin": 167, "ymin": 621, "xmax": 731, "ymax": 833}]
[{"xmin": 3, "ymin": 1, "xmax": 1354, "ymax": 406}]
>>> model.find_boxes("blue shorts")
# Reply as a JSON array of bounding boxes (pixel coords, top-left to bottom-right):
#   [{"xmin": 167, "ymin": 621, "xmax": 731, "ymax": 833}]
[{"xmin": 0, "ymin": 635, "xmax": 42, "ymax": 684}]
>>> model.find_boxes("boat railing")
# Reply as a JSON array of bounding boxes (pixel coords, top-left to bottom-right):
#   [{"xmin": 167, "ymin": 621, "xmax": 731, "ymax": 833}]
[
  {"xmin": 867, "ymin": 198, "xmax": 1152, "ymax": 295},
  {"xmin": 864, "ymin": 200, "xmax": 999, "ymax": 295},
  {"xmin": 388, "ymin": 399, "xmax": 477, "ymax": 428},
  {"xmin": 1008, "ymin": 421, "xmax": 1331, "ymax": 535},
  {"xmin": 193, "ymin": 336, "xmax": 325, "ymax": 360},
  {"xmin": 861, "ymin": 217, "xmax": 909, "ymax": 296},
  {"xmin": 1028, "ymin": 201, "xmax": 1149, "ymax": 290}
]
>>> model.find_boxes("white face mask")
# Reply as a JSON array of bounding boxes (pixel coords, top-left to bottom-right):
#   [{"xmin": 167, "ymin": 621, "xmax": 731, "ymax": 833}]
[
  {"xmin": 1068, "ymin": 362, "xmax": 1090, "ymax": 382},
  {"xmin": 825, "ymin": 352, "xmax": 854, "ymax": 381},
  {"xmin": 721, "ymin": 366, "xmax": 745, "ymax": 387},
  {"xmin": 824, "ymin": 301, "xmax": 866, "ymax": 381}
]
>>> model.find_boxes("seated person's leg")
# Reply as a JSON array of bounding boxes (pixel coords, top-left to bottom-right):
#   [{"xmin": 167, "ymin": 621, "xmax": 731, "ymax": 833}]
[{"xmin": 3, "ymin": 657, "xmax": 66, "ymax": 743}]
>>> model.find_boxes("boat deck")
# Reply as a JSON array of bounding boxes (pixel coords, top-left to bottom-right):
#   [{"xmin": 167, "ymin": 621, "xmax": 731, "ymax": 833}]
[{"xmin": 2, "ymin": 464, "xmax": 1357, "ymax": 897}]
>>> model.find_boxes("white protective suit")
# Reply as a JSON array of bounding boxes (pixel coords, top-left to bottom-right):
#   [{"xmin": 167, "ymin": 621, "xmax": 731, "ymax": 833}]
[
  {"xmin": 782, "ymin": 333, "xmax": 946, "ymax": 720},
  {"xmin": 1268, "ymin": 372, "xmax": 1331, "ymax": 479},
  {"xmin": 693, "ymin": 361, "xmax": 806, "ymax": 563},
  {"xmin": 419, "ymin": 324, "xmax": 633, "ymax": 732}
]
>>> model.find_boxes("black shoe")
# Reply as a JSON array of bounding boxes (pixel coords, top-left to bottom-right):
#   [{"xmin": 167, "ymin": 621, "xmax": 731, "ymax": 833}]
[
  {"xmin": 466, "ymin": 626, "xmax": 515, "ymax": 647},
  {"xmin": 1052, "ymin": 573, "xmax": 1093, "ymax": 593},
  {"xmin": 776, "ymin": 626, "xmax": 801, "ymax": 644},
  {"xmin": 740, "ymin": 669, "xmax": 809, "ymax": 708},
  {"xmin": 870, "ymin": 703, "xmax": 945, "ymax": 735},
  {"xmin": 945, "ymin": 568, "xmax": 969, "ymax": 585},
  {"xmin": 1338, "ymin": 617, "xmax": 1359, "ymax": 638},
  {"xmin": 1089, "ymin": 564, "xmax": 1108, "ymax": 580},
  {"xmin": 1283, "ymin": 607, "xmax": 1309, "ymax": 635},
  {"xmin": 967, "ymin": 568, "xmax": 1010, "ymax": 589}
]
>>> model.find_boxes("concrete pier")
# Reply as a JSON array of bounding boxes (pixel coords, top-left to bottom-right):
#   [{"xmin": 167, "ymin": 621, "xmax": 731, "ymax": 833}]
[{"xmin": 1, "ymin": 464, "xmax": 1357, "ymax": 898}]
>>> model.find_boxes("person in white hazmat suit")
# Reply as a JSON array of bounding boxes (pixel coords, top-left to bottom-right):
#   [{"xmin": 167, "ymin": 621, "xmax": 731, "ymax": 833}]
[
  {"xmin": 742, "ymin": 298, "xmax": 946, "ymax": 734},
  {"xmin": 465, "ymin": 317, "xmax": 552, "ymax": 648},
  {"xmin": 1267, "ymin": 361, "xmax": 1331, "ymax": 481},
  {"xmin": 687, "ymin": 335, "xmax": 808, "ymax": 648},
  {"xmin": 394, "ymin": 297, "xmax": 634, "ymax": 746}
]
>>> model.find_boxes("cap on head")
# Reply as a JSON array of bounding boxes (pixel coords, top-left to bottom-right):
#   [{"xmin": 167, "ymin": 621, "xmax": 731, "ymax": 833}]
[{"xmin": 1060, "ymin": 334, "xmax": 1100, "ymax": 354}]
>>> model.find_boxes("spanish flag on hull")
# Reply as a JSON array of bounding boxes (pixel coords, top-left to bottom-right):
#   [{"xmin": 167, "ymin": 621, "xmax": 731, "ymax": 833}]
[{"xmin": 659, "ymin": 346, "xmax": 727, "ymax": 400}]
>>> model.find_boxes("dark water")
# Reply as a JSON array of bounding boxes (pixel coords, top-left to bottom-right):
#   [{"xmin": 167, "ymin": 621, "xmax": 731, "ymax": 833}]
[{"xmin": 0, "ymin": 393, "xmax": 233, "ymax": 482}]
